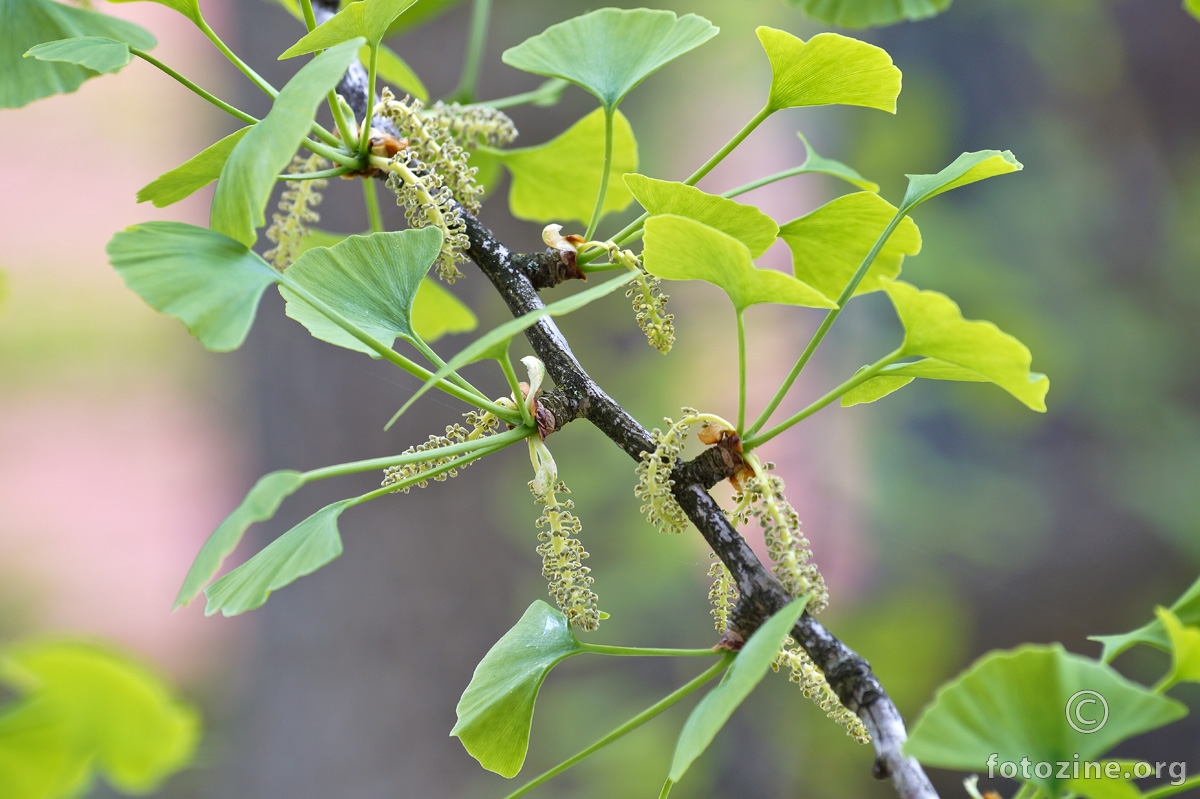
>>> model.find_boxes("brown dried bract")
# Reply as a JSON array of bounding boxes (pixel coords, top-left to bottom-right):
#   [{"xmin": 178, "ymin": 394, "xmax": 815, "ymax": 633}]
[{"xmin": 715, "ymin": 628, "xmax": 745, "ymax": 652}]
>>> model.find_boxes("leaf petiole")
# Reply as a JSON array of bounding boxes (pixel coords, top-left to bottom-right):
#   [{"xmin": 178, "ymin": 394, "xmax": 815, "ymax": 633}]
[
  {"xmin": 583, "ymin": 106, "xmax": 615, "ymax": 241},
  {"xmin": 580, "ymin": 644, "xmax": 723, "ymax": 658},
  {"xmin": 448, "ymin": 0, "xmax": 492, "ymax": 104},
  {"xmin": 499, "ymin": 353, "xmax": 535, "ymax": 429},
  {"xmin": 302, "ymin": 425, "xmax": 533, "ymax": 482},
  {"xmin": 736, "ymin": 309, "xmax": 748, "ymax": 433}
]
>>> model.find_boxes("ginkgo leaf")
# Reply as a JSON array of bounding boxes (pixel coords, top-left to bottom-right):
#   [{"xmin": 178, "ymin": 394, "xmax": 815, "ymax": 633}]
[
  {"xmin": 0, "ymin": 641, "xmax": 200, "ymax": 793},
  {"xmin": 642, "ymin": 215, "xmax": 835, "ymax": 312},
  {"xmin": 451, "ymin": 602, "xmax": 584, "ymax": 778},
  {"xmin": 280, "ymin": 227, "xmax": 442, "ymax": 355},
  {"xmin": 901, "ymin": 150, "xmax": 1023, "ymax": 213},
  {"xmin": 411, "ymin": 278, "xmax": 477, "ymax": 342},
  {"xmin": 0, "ymin": 700, "xmax": 91, "ymax": 799},
  {"xmin": 174, "ymin": 470, "xmax": 306, "ymax": 609},
  {"xmin": 281, "ymin": 0, "xmax": 416, "ymax": 56},
  {"xmin": 906, "ymin": 645, "xmax": 1186, "ymax": 798},
  {"xmin": 885, "ymin": 281, "xmax": 1049, "ymax": 411},
  {"xmin": 780, "ymin": 192, "xmax": 921, "ymax": 301},
  {"xmin": 366, "ymin": 42, "xmax": 427, "ymax": 101},
  {"xmin": 205, "ymin": 500, "xmax": 351, "ymax": 617},
  {"xmin": 137, "ymin": 127, "xmax": 249, "ymax": 208},
  {"xmin": 794, "ymin": 132, "xmax": 878, "ymax": 191},
  {"xmin": 625, "ymin": 174, "xmax": 778, "ymax": 259},
  {"xmin": 25, "ymin": 36, "xmax": 132, "ymax": 73},
  {"xmin": 1156, "ymin": 607, "xmax": 1200, "ymax": 689},
  {"xmin": 841, "ymin": 359, "xmax": 984, "ymax": 407},
  {"xmin": 757, "ymin": 28, "xmax": 901, "ymax": 114},
  {"xmin": 1, "ymin": 0, "xmax": 155, "ymax": 109},
  {"xmin": 106, "ymin": 0, "xmax": 202, "ymax": 25},
  {"xmin": 667, "ymin": 597, "xmax": 808, "ymax": 784},
  {"xmin": 501, "ymin": 8, "xmax": 717, "ymax": 111},
  {"xmin": 787, "ymin": 0, "xmax": 952, "ymax": 29},
  {"xmin": 1188, "ymin": 0, "xmax": 1200, "ymax": 21},
  {"xmin": 1092, "ymin": 575, "xmax": 1200, "ymax": 662},
  {"xmin": 107, "ymin": 221, "xmax": 280, "ymax": 352},
  {"xmin": 490, "ymin": 108, "xmax": 637, "ymax": 224},
  {"xmin": 1067, "ymin": 761, "xmax": 1145, "ymax": 799},
  {"xmin": 211, "ymin": 38, "xmax": 362, "ymax": 248}
]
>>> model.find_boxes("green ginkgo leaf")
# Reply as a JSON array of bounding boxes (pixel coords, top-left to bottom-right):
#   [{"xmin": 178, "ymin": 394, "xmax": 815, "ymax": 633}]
[
  {"xmin": 1187, "ymin": 0, "xmax": 1200, "ymax": 21},
  {"xmin": 280, "ymin": 227, "xmax": 443, "ymax": 356},
  {"xmin": 1156, "ymin": 607, "xmax": 1200, "ymax": 689},
  {"xmin": 1067, "ymin": 761, "xmax": 1145, "ymax": 799},
  {"xmin": 490, "ymin": 108, "xmax": 638, "ymax": 224},
  {"xmin": 137, "ymin": 127, "xmax": 249, "ymax": 208},
  {"xmin": 1091, "ymin": 575, "xmax": 1200, "ymax": 662},
  {"xmin": 906, "ymin": 645, "xmax": 1186, "ymax": 798},
  {"xmin": 205, "ymin": 500, "xmax": 351, "ymax": 617},
  {"xmin": 841, "ymin": 359, "xmax": 984, "ymax": 407},
  {"xmin": 411, "ymin": 278, "xmax": 477, "ymax": 342},
  {"xmin": 779, "ymin": 192, "xmax": 921, "ymax": 301},
  {"xmin": 501, "ymin": 8, "xmax": 717, "ymax": 112},
  {"xmin": 0, "ymin": 700, "xmax": 90, "ymax": 799},
  {"xmin": 625, "ymin": 174, "xmax": 779, "ymax": 259},
  {"xmin": 901, "ymin": 150, "xmax": 1023, "ymax": 213},
  {"xmin": 25, "ymin": 35, "xmax": 131, "ymax": 73},
  {"xmin": 787, "ymin": 0, "xmax": 952, "ymax": 29},
  {"xmin": 106, "ymin": 221, "xmax": 280, "ymax": 352},
  {"xmin": 281, "ymin": 0, "xmax": 416, "ymax": 56},
  {"xmin": 174, "ymin": 470, "xmax": 306, "ymax": 610},
  {"xmin": 365, "ymin": 42, "xmax": 427, "ymax": 101},
  {"xmin": 0, "ymin": 641, "xmax": 200, "ymax": 793},
  {"xmin": 757, "ymin": 28, "xmax": 901, "ymax": 114},
  {"xmin": 667, "ymin": 597, "xmax": 808, "ymax": 784},
  {"xmin": 106, "ymin": 0, "xmax": 202, "ymax": 25},
  {"xmin": 451, "ymin": 601, "xmax": 584, "ymax": 778},
  {"xmin": 794, "ymin": 132, "xmax": 879, "ymax": 191},
  {"xmin": 211, "ymin": 38, "xmax": 362, "ymax": 248},
  {"xmin": 883, "ymin": 281, "xmax": 1049, "ymax": 411},
  {"xmin": 1, "ymin": 0, "xmax": 155, "ymax": 109},
  {"xmin": 642, "ymin": 215, "xmax": 835, "ymax": 312}
]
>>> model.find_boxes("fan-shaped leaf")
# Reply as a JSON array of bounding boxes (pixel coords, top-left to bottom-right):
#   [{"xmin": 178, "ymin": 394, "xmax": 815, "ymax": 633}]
[
  {"xmin": 667, "ymin": 596, "xmax": 808, "ymax": 783},
  {"xmin": 366, "ymin": 42, "xmax": 427, "ymax": 101},
  {"xmin": 137, "ymin": 127, "xmax": 249, "ymax": 208},
  {"xmin": 901, "ymin": 150, "xmax": 1022, "ymax": 213},
  {"xmin": 787, "ymin": 0, "xmax": 952, "ymax": 29},
  {"xmin": 0, "ymin": 700, "xmax": 90, "ymax": 799},
  {"xmin": 884, "ymin": 281, "xmax": 1049, "ymax": 411},
  {"xmin": 452, "ymin": 602, "xmax": 584, "ymax": 778},
  {"xmin": 625, "ymin": 175, "xmax": 778, "ymax": 259},
  {"xmin": 107, "ymin": 221, "xmax": 279, "ymax": 352},
  {"xmin": 643, "ymin": 215, "xmax": 835, "ymax": 312},
  {"xmin": 25, "ymin": 35, "xmax": 131, "ymax": 73},
  {"xmin": 757, "ymin": 28, "xmax": 901, "ymax": 114},
  {"xmin": 906, "ymin": 645, "xmax": 1186, "ymax": 798},
  {"xmin": 1091, "ymin": 575, "xmax": 1200, "ymax": 662},
  {"xmin": 491, "ymin": 108, "xmax": 637, "ymax": 224},
  {"xmin": 1, "ymin": 0, "xmax": 155, "ymax": 109},
  {"xmin": 106, "ymin": 0, "xmax": 202, "ymax": 25},
  {"xmin": 205, "ymin": 500, "xmax": 351, "ymax": 617},
  {"xmin": 780, "ymin": 192, "xmax": 920, "ymax": 301},
  {"xmin": 841, "ymin": 359, "xmax": 984, "ymax": 407},
  {"xmin": 411, "ymin": 278, "xmax": 477, "ymax": 342},
  {"xmin": 501, "ymin": 8, "xmax": 717, "ymax": 111},
  {"xmin": 280, "ymin": 227, "xmax": 442, "ymax": 355},
  {"xmin": 174, "ymin": 470, "xmax": 305, "ymax": 609},
  {"xmin": 794, "ymin": 132, "xmax": 878, "ymax": 191},
  {"xmin": 281, "ymin": 0, "xmax": 416, "ymax": 56},
  {"xmin": 1156, "ymin": 607, "xmax": 1200, "ymax": 689},
  {"xmin": 211, "ymin": 38, "xmax": 363, "ymax": 248}
]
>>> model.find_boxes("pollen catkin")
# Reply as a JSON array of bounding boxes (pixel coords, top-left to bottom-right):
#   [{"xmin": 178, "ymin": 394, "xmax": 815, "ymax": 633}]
[
  {"xmin": 380, "ymin": 410, "xmax": 497, "ymax": 491},
  {"xmin": 531, "ymin": 480, "xmax": 602, "ymax": 631},
  {"xmin": 429, "ymin": 101, "xmax": 518, "ymax": 150},
  {"xmin": 264, "ymin": 153, "xmax": 328, "ymax": 270},
  {"xmin": 634, "ymin": 408, "xmax": 701, "ymax": 535},
  {"xmin": 627, "ymin": 271, "xmax": 675, "ymax": 354},
  {"xmin": 774, "ymin": 641, "xmax": 871, "ymax": 744},
  {"xmin": 707, "ymin": 555, "xmax": 738, "ymax": 634}
]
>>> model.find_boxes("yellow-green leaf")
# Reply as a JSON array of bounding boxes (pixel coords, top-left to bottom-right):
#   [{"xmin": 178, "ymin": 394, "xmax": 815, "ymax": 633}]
[
  {"xmin": 107, "ymin": 0, "xmax": 202, "ymax": 25},
  {"xmin": 1185, "ymin": 0, "xmax": 1200, "ymax": 22},
  {"xmin": 1156, "ymin": 606, "xmax": 1200, "ymax": 689},
  {"xmin": 281, "ymin": 0, "xmax": 417, "ymax": 55},
  {"xmin": 625, "ymin": 174, "xmax": 778, "ymax": 258},
  {"xmin": 1068, "ymin": 761, "xmax": 1146, "ymax": 799},
  {"xmin": 411, "ymin": 278, "xmax": 476, "ymax": 342},
  {"xmin": 137, "ymin": 127, "xmax": 249, "ymax": 208},
  {"xmin": 901, "ymin": 150, "xmax": 1022, "ymax": 213},
  {"xmin": 788, "ymin": 0, "xmax": 952, "ymax": 29},
  {"xmin": 841, "ymin": 359, "xmax": 985, "ymax": 407},
  {"xmin": 1091, "ymin": 575, "xmax": 1200, "ymax": 662},
  {"xmin": 757, "ymin": 28, "xmax": 901, "ymax": 113},
  {"xmin": 794, "ymin": 131, "xmax": 879, "ymax": 191},
  {"xmin": 25, "ymin": 35, "xmax": 131, "ymax": 73}
]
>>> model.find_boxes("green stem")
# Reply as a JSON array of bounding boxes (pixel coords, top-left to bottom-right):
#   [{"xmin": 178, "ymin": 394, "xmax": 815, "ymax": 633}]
[
  {"xmin": 363, "ymin": 180, "xmax": 384, "ymax": 233},
  {"xmin": 280, "ymin": 165, "xmax": 358, "ymax": 180},
  {"xmin": 500, "ymin": 354, "xmax": 535, "ymax": 428},
  {"xmin": 658, "ymin": 780, "xmax": 674, "ymax": 799},
  {"xmin": 684, "ymin": 105, "xmax": 771, "ymax": 187},
  {"xmin": 736, "ymin": 309, "xmax": 748, "ymax": 433},
  {"xmin": 299, "ymin": 137, "xmax": 360, "ymax": 167},
  {"xmin": 1012, "ymin": 784, "xmax": 1037, "ymax": 799},
  {"xmin": 297, "ymin": 0, "xmax": 318, "ymax": 31},
  {"xmin": 580, "ymin": 644, "xmax": 721, "ymax": 658},
  {"xmin": 1145, "ymin": 775, "xmax": 1200, "ymax": 799},
  {"xmin": 197, "ymin": 18, "xmax": 278, "ymax": 100},
  {"xmin": 745, "ymin": 210, "xmax": 907, "ymax": 438},
  {"xmin": 131, "ymin": 49, "xmax": 258, "ymax": 126},
  {"xmin": 501, "ymin": 655, "xmax": 733, "ymax": 799},
  {"xmin": 303, "ymin": 425, "xmax": 532, "ymax": 482},
  {"xmin": 357, "ymin": 43, "xmax": 379, "ymax": 158},
  {"xmin": 723, "ymin": 164, "xmax": 813, "ymax": 199},
  {"xmin": 744, "ymin": 348, "xmax": 903, "ymax": 449},
  {"xmin": 583, "ymin": 106, "xmax": 615, "ymax": 241},
  {"xmin": 407, "ymin": 336, "xmax": 490, "ymax": 399},
  {"xmin": 468, "ymin": 78, "xmax": 566, "ymax": 110},
  {"xmin": 449, "ymin": 0, "xmax": 492, "ymax": 103}
]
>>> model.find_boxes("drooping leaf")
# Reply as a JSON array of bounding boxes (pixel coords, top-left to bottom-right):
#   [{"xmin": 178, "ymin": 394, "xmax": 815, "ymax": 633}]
[
  {"xmin": 174, "ymin": 470, "xmax": 306, "ymax": 609},
  {"xmin": 25, "ymin": 35, "xmax": 131, "ymax": 73},
  {"xmin": 490, "ymin": 108, "xmax": 638, "ymax": 224},
  {"xmin": 1092, "ymin": 575, "xmax": 1200, "ymax": 662},
  {"xmin": 884, "ymin": 281, "xmax": 1049, "ymax": 411},
  {"xmin": 366, "ymin": 42, "xmax": 427, "ymax": 102},
  {"xmin": 787, "ymin": 0, "xmax": 952, "ymax": 29},
  {"xmin": 106, "ymin": 221, "xmax": 280, "ymax": 352},
  {"xmin": 204, "ymin": 500, "xmax": 351, "ymax": 617},
  {"xmin": 281, "ymin": 0, "xmax": 416, "ymax": 56},
  {"xmin": 841, "ymin": 359, "xmax": 984, "ymax": 407},
  {"xmin": 906, "ymin": 644, "xmax": 1186, "ymax": 798},
  {"xmin": 389, "ymin": 273, "xmax": 637, "ymax": 426},
  {"xmin": 794, "ymin": 132, "xmax": 879, "ymax": 191},
  {"xmin": 501, "ymin": 8, "xmax": 717, "ymax": 112},
  {"xmin": 1, "ymin": 0, "xmax": 155, "ymax": 109},
  {"xmin": 1156, "ymin": 607, "xmax": 1200, "ymax": 689},
  {"xmin": 411, "ymin": 278, "xmax": 477, "ymax": 342},
  {"xmin": 757, "ymin": 28, "xmax": 901, "ymax": 114},
  {"xmin": 137, "ymin": 127, "xmax": 249, "ymax": 208},
  {"xmin": 106, "ymin": 0, "xmax": 202, "ymax": 25},
  {"xmin": 280, "ymin": 227, "xmax": 442, "ymax": 356},
  {"xmin": 451, "ymin": 601, "xmax": 584, "ymax": 778},
  {"xmin": 901, "ymin": 150, "xmax": 1023, "ymax": 214},
  {"xmin": 0, "ymin": 641, "xmax": 200, "ymax": 794},
  {"xmin": 779, "ymin": 192, "xmax": 920, "ymax": 301},
  {"xmin": 667, "ymin": 596, "xmax": 808, "ymax": 784},
  {"xmin": 211, "ymin": 38, "xmax": 363, "ymax": 248},
  {"xmin": 642, "ymin": 215, "xmax": 835, "ymax": 312},
  {"xmin": 625, "ymin": 175, "xmax": 778, "ymax": 259}
]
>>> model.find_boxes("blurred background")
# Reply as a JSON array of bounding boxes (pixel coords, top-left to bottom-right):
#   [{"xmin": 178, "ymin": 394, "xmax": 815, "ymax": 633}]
[{"xmin": 2, "ymin": 0, "xmax": 1199, "ymax": 796}]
